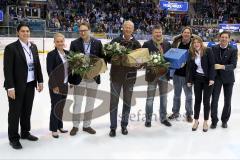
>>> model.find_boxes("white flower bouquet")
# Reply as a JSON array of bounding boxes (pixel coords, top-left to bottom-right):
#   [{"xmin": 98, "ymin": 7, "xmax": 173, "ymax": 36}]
[
  {"xmin": 103, "ymin": 42, "xmax": 130, "ymax": 65},
  {"xmin": 67, "ymin": 52, "xmax": 107, "ymax": 79},
  {"xmin": 146, "ymin": 51, "xmax": 170, "ymax": 81},
  {"xmin": 104, "ymin": 42, "xmax": 130, "ymax": 56}
]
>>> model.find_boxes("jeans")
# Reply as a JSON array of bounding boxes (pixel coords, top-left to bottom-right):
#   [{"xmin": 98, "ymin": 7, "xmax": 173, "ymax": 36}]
[
  {"xmin": 145, "ymin": 78, "xmax": 168, "ymax": 122},
  {"xmin": 172, "ymin": 75, "xmax": 193, "ymax": 116}
]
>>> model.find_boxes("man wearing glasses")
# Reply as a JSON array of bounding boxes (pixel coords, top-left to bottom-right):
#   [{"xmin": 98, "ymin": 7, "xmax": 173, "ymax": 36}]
[{"xmin": 68, "ymin": 22, "xmax": 105, "ymax": 136}]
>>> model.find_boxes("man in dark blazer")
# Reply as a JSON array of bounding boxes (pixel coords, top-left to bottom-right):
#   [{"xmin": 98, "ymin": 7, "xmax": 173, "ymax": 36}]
[
  {"xmin": 210, "ymin": 31, "xmax": 238, "ymax": 129},
  {"xmin": 3, "ymin": 23, "xmax": 43, "ymax": 149},
  {"xmin": 142, "ymin": 25, "xmax": 172, "ymax": 128},
  {"xmin": 108, "ymin": 20, "xmax": 141, "ymax": 137},
  {"xmin": 68, "ymin": 22, "xmax": 105, "ymax": 136}
]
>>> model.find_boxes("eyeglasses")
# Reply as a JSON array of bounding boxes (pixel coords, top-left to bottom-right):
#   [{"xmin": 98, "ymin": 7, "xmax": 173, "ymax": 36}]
[{"xmin": 79, "ymin": 30, "xmax": 89, "ymax": 32}]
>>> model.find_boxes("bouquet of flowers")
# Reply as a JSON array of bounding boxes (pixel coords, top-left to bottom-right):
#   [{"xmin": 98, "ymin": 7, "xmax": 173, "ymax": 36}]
[
  {"xmin": 67, "ymin": 52, "xmax": 107, "ymax": 79},
  {"xmin": 146, "ymin": 51, "xmax": 170, "ymax": 81},
  {"xmin": 67, "ymin": 52, "xmax": 91, "ymax": 75},
  {"xmin": 104, "ymin": 42, "xmax": 131, "ymax": 65},
  {"xmin": 104, "ymin": 42, "xmax": 130, "ymax": 57},
  {"xmin": 104, "ymin": 42, "xmax": 151, "ymax": 67}
]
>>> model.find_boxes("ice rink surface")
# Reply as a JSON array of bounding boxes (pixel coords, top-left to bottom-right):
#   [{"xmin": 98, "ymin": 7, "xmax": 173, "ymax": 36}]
[{"xmin": 0, "ymin": 54, "xmax": 240, "ymax": 159}]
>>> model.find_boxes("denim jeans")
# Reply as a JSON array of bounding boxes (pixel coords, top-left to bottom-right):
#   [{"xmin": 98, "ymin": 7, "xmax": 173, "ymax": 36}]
[
  {"xmin": 172, "ymin": 75, "xmax": 193, "ymax": 116},
  {"xmin": 145, "ymin": 78, "xmax": 168, "ymax": 122}
]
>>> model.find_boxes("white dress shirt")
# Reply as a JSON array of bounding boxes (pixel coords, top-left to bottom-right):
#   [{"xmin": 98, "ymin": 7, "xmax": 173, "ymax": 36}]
[
  {"xmin": 58, "ymin": 50, "xmax": 68, "ymax": 83},
  {"xmin": 195, "ymin": 51, "xmax": 204, "ymax": 74},
  {"xmin": 20, "ymin": 40, "xmax": 35, "ymax": 83}
]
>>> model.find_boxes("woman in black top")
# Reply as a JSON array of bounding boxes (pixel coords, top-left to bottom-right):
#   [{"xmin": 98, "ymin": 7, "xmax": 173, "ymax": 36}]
[{"xmin": 186, "ymin": 36, "xmax": 215, "ymax": 132}]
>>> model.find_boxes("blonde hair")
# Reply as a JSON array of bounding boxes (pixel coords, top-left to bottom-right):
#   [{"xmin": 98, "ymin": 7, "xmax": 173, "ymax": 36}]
[
  {"xmin": 54, "ymin": 32, "xmax": 65, "ymax": 41},
  {"xmin": 189, "ymin": 36, "xmax": 206, "ymax": 59}
]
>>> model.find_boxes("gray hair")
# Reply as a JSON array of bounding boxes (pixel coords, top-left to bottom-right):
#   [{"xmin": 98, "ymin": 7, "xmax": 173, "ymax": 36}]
[{"xmin": 123, "ymin": 20, "xmax": 134, "ymax": 28}]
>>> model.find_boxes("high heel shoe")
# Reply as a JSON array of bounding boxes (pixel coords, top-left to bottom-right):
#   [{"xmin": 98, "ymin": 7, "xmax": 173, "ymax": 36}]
[
  {"xmin": 52, "ymin": 132, "xmax": 59, "ymax": 138},
  {"xmin": 59, "ymin": 128, "xmax": 68, "ymax": 133},
  {"xmin": 192, "ymin": 121, "xmax": 199, "ymax": 131},
  {"xmin": 203, "ymin": 122, "xmax": 208, "ymax": 132}
]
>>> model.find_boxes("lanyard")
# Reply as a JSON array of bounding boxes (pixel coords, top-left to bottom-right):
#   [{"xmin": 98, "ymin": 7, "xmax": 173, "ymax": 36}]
[
  {"xmin": 23, "ymin": 47, "xmax": 32, "ymax": 60},
  {"xmin": 84, "ymin": 40, "xmax": 92, "ymax": 54}
]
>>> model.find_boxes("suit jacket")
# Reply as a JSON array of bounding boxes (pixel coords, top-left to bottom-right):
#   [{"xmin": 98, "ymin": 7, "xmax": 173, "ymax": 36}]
[
  {"xmin": 47, "ymin": 48, "xmax": 69, "ymax": 93},
  {"xmin": 142, "ymin": 39, "xmax": 171, "ymax": 82},
  {"xmin": 3, "ymin": 40, "xmax": 43, "ymax": 92},
  {"xmin": 109, "ymin": 35, "xmax": 141, "ymax": 83},
  {"xmin": 68, "ymin": 37, "xmax": 104, "ymax": 85},
  {"xmin": 186, "ymin": 47, "xmax": 215, "ymax": 83},
  {"xmin": 212, "ymin": 44, "xmax": 238, "ymax": 84}
]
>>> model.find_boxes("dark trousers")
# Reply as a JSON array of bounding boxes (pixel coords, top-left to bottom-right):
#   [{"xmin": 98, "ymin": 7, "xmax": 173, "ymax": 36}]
[
  {"xmin": 110, "ymin": 81, "xmax": 134, "ymax": 129},
  {"xmin": 193, "ymin": 75, "xmax": 213, "ymax": 120},
  {"xmin": 8, "ymin": 81, "xmax": 35, "ymax": 142},
  {"xmin": 211, "ymin": 77, "xmax": 233, "ymax": 124},
  {"xmin": 49, "ymin": 84, "xmax": 68, "ymax": 132}
]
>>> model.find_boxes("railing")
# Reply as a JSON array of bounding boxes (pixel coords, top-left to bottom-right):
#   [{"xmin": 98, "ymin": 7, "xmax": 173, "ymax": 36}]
[
  {"xmin": 2, "ymin": 25, "xmax": 239, "ymax": 43},
  {"xmin": 0, "ymin": 26, "xmax": 175, "ymax": 41}
]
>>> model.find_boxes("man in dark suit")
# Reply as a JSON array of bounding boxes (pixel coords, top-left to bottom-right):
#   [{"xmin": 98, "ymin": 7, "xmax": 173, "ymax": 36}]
[
  {"xmin": 142, "ymin": 24, "xmax": 172, "ymax": 128},
  {"xmin": 47, "ymin": 33, "xmax": 69, "ymax": 138},
  {"xmin": 3, "ymin": 23, "xmax": 43, "ymax": 149},
  {"xmin": 210, "ymin": 31, "xmax": 238, "ymax": 129},
  {"xmin": 68, "ymin": 22, "xmax": 105, "ymax": 136},
  {"xmin": 108, "ymin": 20, "xmax": 141, "ymax": 137}
]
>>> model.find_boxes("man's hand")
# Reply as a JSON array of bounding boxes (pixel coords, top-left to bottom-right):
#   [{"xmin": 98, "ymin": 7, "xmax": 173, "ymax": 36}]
[
  {"xmin": 215, "ymin": 64, "xmax": 225, "ymax": 70},
  {"xmin": 69, "ymin": 84, "xmax": 74, "ymax": 88},
  {"xmin": 37, "ymin": 83, "xmax": 43, "ymax": 92},
  {"xmin": 53, "ymin": 87, "xmax": 59, "ymax": 94},
  {"xmin": 209, "ymin": 80, "xmax": 214, "ymax": 86},
  {"xmin": 187, "ymin": 83, "xmax": 192, "ymax": 87},
  {"xmin": 8, "ymin": 89, "xmax": 16, "ymax": 100}
]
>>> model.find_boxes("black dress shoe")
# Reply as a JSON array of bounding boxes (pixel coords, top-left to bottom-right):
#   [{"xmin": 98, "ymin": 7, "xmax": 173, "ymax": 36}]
[
  {"xmin": 109, "ymin": 129, "xmax": 116, "ymax": 137},
  {"xmin": 121, "ymin": 127, "xmax": 128, "ymax": 135},
  {"xmin": 10, "ymin": 141, "xmax": 22, "ymax": 150},
  {"xmin": 59, "ymin": 128, "xmax": 68, "ymax": 133},
  {"xmin": 52, "ymin": 134, "xmax": 59, "ymax": 139},
  {"xmin": 21, "ymin": 134, "xmax": 38, "ymax": 141},
  {"xmin": 210, "ymin": 123, "xmax": 217, "ymax": 129},
  {"xmin": 145, "ymin": 122, "xmax": 151, "ymax": 127},
  {"xmin": 222, "ymin": 122, "xmax": 228, "ymax": 128},
  {"xmin": 161, "ymin": 120, "xmax": 172, "ymax": 127},
  {"xmin": 168, "ymin": 113, "xmax": 179, "ymax": 120}
]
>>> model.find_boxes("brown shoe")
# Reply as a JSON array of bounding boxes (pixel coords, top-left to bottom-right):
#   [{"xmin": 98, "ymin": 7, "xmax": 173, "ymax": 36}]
[
  {"xmin": 83, "ymin": 127, "xmax": 96, "ymax": 134},
  {"xmin": 186, "ymin": 115, "xmax": 193, "ymax": 123},
  {"xmin": 70, "ymin": 127, "xmax": 79, "ymax": 136}
]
